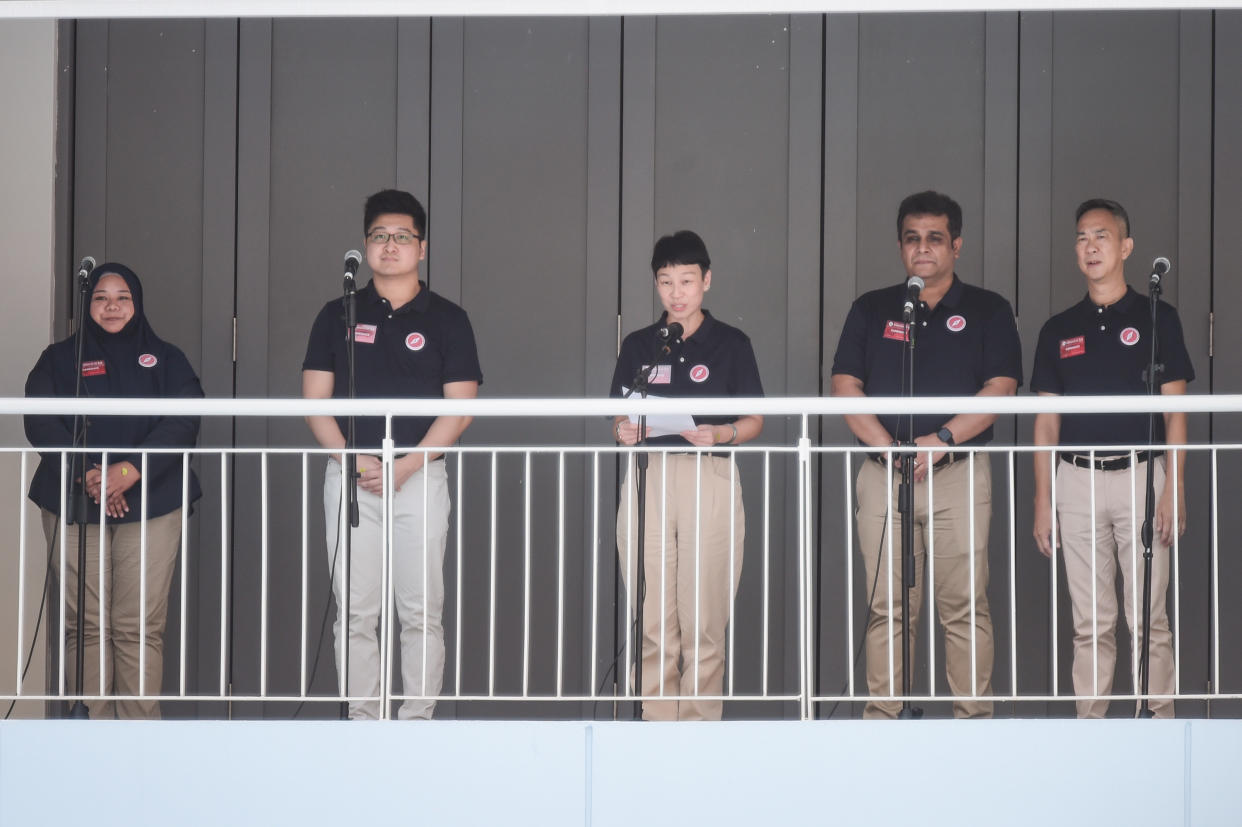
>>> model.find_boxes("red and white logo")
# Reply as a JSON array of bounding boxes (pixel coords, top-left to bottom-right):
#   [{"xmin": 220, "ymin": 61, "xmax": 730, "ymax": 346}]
[
  {"xmin": 1060, "ymin": 336, "xmax": 1086, "ymax": 359},
  {"xmin": 138, "ymin": 353, "xmax": 158, "ymax": 368},
  {"xmin": 82, "ymin": 360, "xmax": 106, "ymax": 377},
  {"xmin": 354, "ymin": 324, "xmax": 377, "ymax": 344},
  {"xmin": 1120, "ymin": 327, "xmax": 1141, "ymax": 346},
  {"xmin": 405, "ymin": 332, "xmax": 426, "ymax": 351},
  {"xmin": 946, "ymin": 315, "xmax": 966, "ymax": 332},
  {"xmin": 689, "ymin": 364, "xmax": 710, "ymax": 383},
  {"xmin": 883, "ymin": 320, "xmax": 909, "ymax": 342}
]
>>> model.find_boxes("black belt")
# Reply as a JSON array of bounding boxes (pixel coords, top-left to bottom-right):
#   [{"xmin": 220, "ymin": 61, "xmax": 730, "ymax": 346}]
[
  {"xmin": 868, "ymin": 450, "xmax": 970, "ymax": 469},
  {"xmin": 668, "ymin": 451, "xmax": 733, "ymax": 460},
  {"xmin": 1058, "ymin": 450, "xmax": 1163, "ymax": 472}
]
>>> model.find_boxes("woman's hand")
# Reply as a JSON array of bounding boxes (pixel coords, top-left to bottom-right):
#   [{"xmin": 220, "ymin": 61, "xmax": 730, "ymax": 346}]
[{"xmin": 86, "ymin": 461, "xmax": 141, "ymax": 518}]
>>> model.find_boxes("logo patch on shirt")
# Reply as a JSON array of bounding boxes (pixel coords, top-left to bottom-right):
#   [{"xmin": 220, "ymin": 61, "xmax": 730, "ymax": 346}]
[
  {"xmin": 82, "ymin": 360, "xmax": 106, "ymax": 377},
  {"xmin": 689, "ymin": 364, "xmax": 710, "ymax": 383},
  {"xmin": 946, "ymin": 315, "xmax": 966, "ymax": 332},
  {"xmin": 353, "ymin": 324, "xmax": 377, "ymax": 344},
  {"xmin": 138, "ymin": 353, "xmax": 158, "ymax": 368},
  {"xmin": 643, "ymin": 364, "xmax": 672, "ymax": 385},
  {"xmin": 405, "ymin": 332, "xmax": 426, "ymax": 351},
  {"xmin": 882, "ymin": 320, "xmax": 910, "ymax": 342},
  {"xmin": 1059, "ymin": 336, "xmax": 1086, "ymax": 359},
  {"xmin": 1120, "ymin": 327, "xmax": 1140, "ymax": 346}
]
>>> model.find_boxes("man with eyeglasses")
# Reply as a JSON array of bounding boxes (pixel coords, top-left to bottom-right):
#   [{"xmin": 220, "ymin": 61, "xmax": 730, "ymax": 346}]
[{"xmin": 302, "ymin": 188, "xmax": 483, "ymax": 719}]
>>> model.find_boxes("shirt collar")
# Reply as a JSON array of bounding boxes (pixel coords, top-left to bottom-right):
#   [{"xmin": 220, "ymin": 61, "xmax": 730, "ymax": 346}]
[{"xmin": 360, "ymin": 279, "xmax": 430, "ymax": 315}]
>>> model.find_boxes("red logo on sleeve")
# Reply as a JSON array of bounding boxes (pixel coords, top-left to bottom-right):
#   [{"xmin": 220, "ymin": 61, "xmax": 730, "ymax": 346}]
[
  {"xmin": 689, "ymin": 364, "xmax": 710, "ymax": 383},
  {"xmin": 946, "ymin": 315, "xmax": 966, "ymax": 332},
  {"xmin": 882, "ymin": 320, "xmax": 909, "ymax": 342},
  {"xmin": 82, "ymin": 360, "xmax": 106, "ymax": 377},
  {"xmin": 1059, "ymin": 336, "xmax": 1086, "ymax": 359},
  {"xmin": 405, "ymin": 332, "xmax": 426, "ymax": 351},
  {"xmin": 353, "ymin": 324, "xmax": 377, "ymax": 344},
  {"xmin": 1120, "ymin": 327, "xmax": 1140, "ymax": 346}
]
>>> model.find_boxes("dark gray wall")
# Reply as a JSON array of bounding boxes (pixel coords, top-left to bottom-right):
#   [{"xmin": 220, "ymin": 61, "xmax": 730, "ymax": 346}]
[{"xmin": 57, "ymin": 10, "xmax": 1238, "ymax": 720}]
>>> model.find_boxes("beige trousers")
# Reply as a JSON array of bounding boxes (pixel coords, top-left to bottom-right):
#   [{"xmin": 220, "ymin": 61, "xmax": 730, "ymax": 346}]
[
  {"xmin": 1055, "ymin": 456, "xmax": 1175, "ymax": 718},
  {"xmin": 617, "ymin": 452, "xmax": 744, "ymax": 721},
  {"xmin": 855, "ymin": 453, "xmax": 994, "ymax": 719},
  {"xmin": 44, "ymin": 508, "xmax": 183, "ymax": 719}
]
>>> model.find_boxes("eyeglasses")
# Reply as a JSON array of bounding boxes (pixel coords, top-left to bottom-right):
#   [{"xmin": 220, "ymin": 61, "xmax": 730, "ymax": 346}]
[{"xmin": 366, "ymin": 231, "xmax": 421, "ymax": 245}]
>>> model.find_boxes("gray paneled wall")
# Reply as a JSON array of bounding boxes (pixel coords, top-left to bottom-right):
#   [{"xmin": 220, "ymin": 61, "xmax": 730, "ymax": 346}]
[{"xmin": 55, "ymin": 10, "xmax": 1236, "ymax": 720}]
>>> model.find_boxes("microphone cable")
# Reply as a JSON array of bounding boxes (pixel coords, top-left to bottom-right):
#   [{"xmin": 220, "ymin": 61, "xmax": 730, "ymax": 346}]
[{"xmin": 3, "ymin": 520, "xmax": 58, "ymax": 720}]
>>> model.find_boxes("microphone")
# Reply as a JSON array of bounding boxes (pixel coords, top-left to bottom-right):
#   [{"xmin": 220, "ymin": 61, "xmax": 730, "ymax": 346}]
[
  {"xmin": 343, "ymin": 249, "xmax": 362, "ymax": 283},
  {"xmin": 76, "ymin": 256, "xmax": 96, "ymax": 285},
  {"xmin": 1149, "ymin": 256, "xmax": 1171, "ymax": 287},
  {"xmin": 902, "ymin": 276, "xmax": 925, "ymax": 322},
  {"xmin": 658, "ymin": 321, "xmax": 683, "ymax": 342},
  {"xmin": 656, "ymin": 321, "xmax": 683, "ymax": 358}
]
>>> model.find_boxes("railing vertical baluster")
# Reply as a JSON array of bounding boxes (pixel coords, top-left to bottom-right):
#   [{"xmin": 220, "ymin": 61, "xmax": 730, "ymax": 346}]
[
  {"xmin": 299, "ymin": 452, "xmax": 308, "ymax": 697},
  {"xmin": 15, "ymin": 451, "xmax": 29, "ymax": 698},
  {"xmin": 761, "ymin": 450, "xmax": 770, "ymax": 700},
  {"xmin": 259, "ymin": 452, "xmax": 269, "ymax": 700},
  {"xmin": 455, "ymin": 450, "xmax": 464, "ymax": 701},
  {"xmin": 590, "ymin": 451, "xmax": 600, "ymax": 702},
  {"xmin": 180, "ymin": 451, "xmax": 190, "ymax": 699},
  {"xmin": 522, "ymin": 451, "xmax": 531, "ymax": 699},
  {"xmin": 218, "ymin": 452, "xmax": 228, "ymax": 699},
  {"xmin": 845, "ymin": 452, "xmax": 855, "ymax": 704},
  {"xmin": 1008, "ymin": 450, "xmax": 1018, "ymax": 698},
  {"xmin": 1211, "ymin": 447, "xmax": 1220, "ymax": 698},
  {"xmin": 489, "ymin": 451, "xmax": 498, "ymax": 698},
  {"xmin": 556, "ymin": 451, "xmax": 565, "ymax": 699}
]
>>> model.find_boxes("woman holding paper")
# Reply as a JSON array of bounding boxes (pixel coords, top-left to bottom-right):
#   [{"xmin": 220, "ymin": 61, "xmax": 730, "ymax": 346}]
[{"xmin": 609, "ymin": 230, "xmax": 764, "ymax": 721}]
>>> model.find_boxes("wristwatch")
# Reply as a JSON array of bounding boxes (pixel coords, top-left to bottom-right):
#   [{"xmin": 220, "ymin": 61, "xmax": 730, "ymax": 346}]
[{"xmin": 937, "ymin": 426, "xmax": 956, "ymax": 446}]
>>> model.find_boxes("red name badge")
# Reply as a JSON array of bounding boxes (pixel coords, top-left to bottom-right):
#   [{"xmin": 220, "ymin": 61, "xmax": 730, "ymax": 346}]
[
  {"xmin": 82, "ymin": 360, "xmax": 106, "ymax": 377},
  {"xmin": 883, "ymin": 320, "xmax": 909, "ymax": 342},
  {"xmin": 353, "ymin": 323, "xmax": 377, "ymax": 344},
  {"xmin": 1060, "ymin": 336, "xmax": 1086, "ymax": 359}
]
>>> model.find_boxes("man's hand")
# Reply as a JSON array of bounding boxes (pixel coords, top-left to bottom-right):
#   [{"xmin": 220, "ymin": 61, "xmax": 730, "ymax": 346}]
[
  {"xmin": 1154, "ymin": 483, "xmax": 1187, "ymax": 546},
  {"xmin": 1033, "ymin": 496, "xmax": 1059, "ymax": 558},
  {"xmin": 911, "ymin": 433, "xmax": 949, "ymax": 483}
]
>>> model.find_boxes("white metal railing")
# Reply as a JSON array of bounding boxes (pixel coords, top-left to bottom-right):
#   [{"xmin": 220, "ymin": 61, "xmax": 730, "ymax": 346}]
[{"xmin": 1, "ymin": 394, "xmax": 1238, "ymax": 720}]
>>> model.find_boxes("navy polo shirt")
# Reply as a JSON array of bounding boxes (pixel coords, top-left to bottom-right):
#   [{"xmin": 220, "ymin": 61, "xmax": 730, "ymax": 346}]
[
  {"xmin": 303, "ymin": 280, "xmax": 483, "ymax": 450},
  {"xmin": 1030, "ymin": 286, "xmax": 1194, "ymax": 449},
  {"xmin": 831, "ymin": 275, "xmax": 1023, "ymax": 446},
  {"xmin": 609, "ymin": 310, "xmax": 764, "ymax": 448}
]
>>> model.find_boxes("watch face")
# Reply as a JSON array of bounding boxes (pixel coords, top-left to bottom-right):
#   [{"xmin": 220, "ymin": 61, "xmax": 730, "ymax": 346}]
[{"xmin": 938, "ymin": 428, "xmax": 954, "ymax": 445}]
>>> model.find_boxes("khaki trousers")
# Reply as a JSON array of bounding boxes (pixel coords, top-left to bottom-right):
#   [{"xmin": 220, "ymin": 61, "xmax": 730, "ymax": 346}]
[
  {"xmin": 44, "ymin": 508, "xmax": 183, "ymax": 719},
  {"xmin": 1055, "ymin": 456, "xmax": 1175, "ymax": 718},
  {"xmin": 324, "ymin": 458, "xmax": 449, "ymax": 720},
  {"xmin": 616, "ymin": 452, "xmax": 744, "ymax": 721},
  {"xmin": 855, "ymin": 453, "xmax": 994, "ymax": 719}
]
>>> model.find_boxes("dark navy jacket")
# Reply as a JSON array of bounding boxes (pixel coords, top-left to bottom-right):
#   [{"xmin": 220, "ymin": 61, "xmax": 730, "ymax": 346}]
[{"xmin": 24, "ymin": 263, "xmax": 203, "ymax": 522}]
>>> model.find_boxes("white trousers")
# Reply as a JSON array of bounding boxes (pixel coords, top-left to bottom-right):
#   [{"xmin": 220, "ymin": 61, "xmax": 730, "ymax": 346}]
[{"xmin": 324, "ymin": 458, "xmax": 449, "ymax": 719}]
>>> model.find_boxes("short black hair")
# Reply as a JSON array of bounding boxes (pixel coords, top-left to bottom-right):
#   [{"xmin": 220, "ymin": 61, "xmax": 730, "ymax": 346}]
[
  {"xmin": 896, "ymin": 190, "xmax": 963, "ymax": 241},
  {"xmin": 364, "ymin": 189, "xmax": 426, "ymax": 238},
  {"xmin": 1075, "ymin": 198, "xmax": 1130, "ymax": 238},
  {"xmin": 650, "ymin": 230, "xmax": 711, "ymax": 275}
]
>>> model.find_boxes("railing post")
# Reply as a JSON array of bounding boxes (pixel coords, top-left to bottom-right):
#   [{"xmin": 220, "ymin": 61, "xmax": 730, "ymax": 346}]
[
  {"xmin": 798, "ymin": 413, "xmax": 813, "ymax": 721},
  {"xmin": 379, "ymin": 416, "xmax": 396, "ymax": 720}
]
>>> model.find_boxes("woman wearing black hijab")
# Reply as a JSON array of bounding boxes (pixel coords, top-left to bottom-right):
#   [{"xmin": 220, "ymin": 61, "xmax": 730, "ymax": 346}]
[{"xmin": 24, "ymin": 262, "xmax": 203, "ymax": 719}]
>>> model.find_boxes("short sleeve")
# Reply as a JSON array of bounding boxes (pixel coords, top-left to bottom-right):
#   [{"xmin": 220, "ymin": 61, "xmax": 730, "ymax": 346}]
[
  {"xmin": 438, "ymin": 305, "xmax": 484, "ymax": 386},
  {"xmin": 730, "ymin": 333, "xmax": 764, "ymax": 397},
  {"xmin": 1156, "ymin": 303, "xmax": 1194, "ymax": 386},
  {"xmin": 1029, "ymin": 320, "xmax": 1063, "ymax": 395},
  {"xmin": 830, "ymin": 298, "xmax": 870, "ymax": 381},
  {"xmin": 981, "ymin": 297, "xmax": 1024, "ymax": 387},
  {"xmin": 302, "ymin": 302, "xmax": 340, "ymax": 374}
]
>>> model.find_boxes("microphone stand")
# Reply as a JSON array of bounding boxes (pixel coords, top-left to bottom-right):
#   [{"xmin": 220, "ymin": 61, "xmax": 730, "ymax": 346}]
[
  {"xmin": 621, "ymin": 328, "xmax": 675, "ymax": 720},
  {"xmin": 66, "ymin": 267, "xmax": 92, "ymax": 719},
  {"xmin": 340, "ymin": 273, "xmax": 360, "ymax": 719},
  {"xmin": 897, "ymin": 300, "xmax": 922, "ymax": 720},
  {"xmin": 1137, "ymin": 276, "xmax": 1165, "ymax": 719}
]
